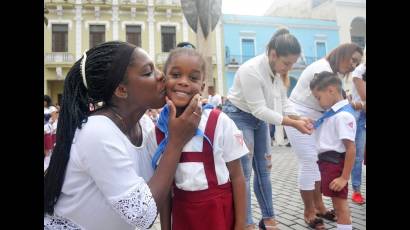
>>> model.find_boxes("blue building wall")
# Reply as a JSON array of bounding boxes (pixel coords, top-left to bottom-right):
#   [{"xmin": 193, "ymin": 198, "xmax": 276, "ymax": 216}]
[{"xmin": 223, "ymin": 14, "xmax": 340, "ymax": 95}]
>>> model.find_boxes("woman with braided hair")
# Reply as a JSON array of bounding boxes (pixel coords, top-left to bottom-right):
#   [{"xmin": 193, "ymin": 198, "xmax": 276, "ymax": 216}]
[{"xmin": 44, "ymin": 41, "xmax": 202, "ymax": 230}]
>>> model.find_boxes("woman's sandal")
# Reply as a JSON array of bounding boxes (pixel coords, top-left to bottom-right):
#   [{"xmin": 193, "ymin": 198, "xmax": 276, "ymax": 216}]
[
  {"xmin": 305, "ymin": 217, "xmax": 326, "ymax": 230},
  {"xmin": 258, "ymin": 219, "xmax": 279, "ymax": 230},
  {"xmin": 316, "ymin": 209, "xmax": 337, "ymax": 222}
]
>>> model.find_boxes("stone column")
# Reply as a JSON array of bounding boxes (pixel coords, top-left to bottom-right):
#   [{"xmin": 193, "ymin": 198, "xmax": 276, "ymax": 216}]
[
  {"xmin": 75, "ymin": 0, "xmax": 83, "ymax": 60},
  {"xmin": 147, "ymin": 0, "xmax": 155, "ymax": 59}
]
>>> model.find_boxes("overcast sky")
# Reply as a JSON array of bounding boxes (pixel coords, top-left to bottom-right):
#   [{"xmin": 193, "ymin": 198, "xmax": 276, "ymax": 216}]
[{"xmin": 221, "ymin": 0, "xmax": 275, "ymax": 16}]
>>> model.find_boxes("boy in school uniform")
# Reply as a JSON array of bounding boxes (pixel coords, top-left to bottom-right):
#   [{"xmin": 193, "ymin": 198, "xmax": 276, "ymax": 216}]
[{"xmin": 310, "ymin": 71, "xmax": 357, "ymax": 230}]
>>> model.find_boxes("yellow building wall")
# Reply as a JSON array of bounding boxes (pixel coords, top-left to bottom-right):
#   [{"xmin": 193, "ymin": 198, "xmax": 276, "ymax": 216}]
[
  {"xmin": 44, "ymin": 13, "xmax": 76, "ymax": 54},
  {"xmin": 45, "ymin": 2, "xmax": 224, "ymax": 100},
  {"xmin": 154, "ymin": 14, "xmax": 182, "ymax": 54},
  {"xmin": 81, "ymin": 13, "xmax": 113, "ymax": 51},
  {"xmin": 48, "ymin": 80, "xmax": 65, "ymax": 105},
  {"xmin": 118, "ymin": 12, "xmax": 148, "ymax": 49}
]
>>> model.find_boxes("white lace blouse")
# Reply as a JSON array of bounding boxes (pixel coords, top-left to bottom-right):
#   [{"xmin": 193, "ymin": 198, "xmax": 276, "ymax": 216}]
[{"xmin": 44, "ymin": 115, "xmax": 158, "ymax": 230}]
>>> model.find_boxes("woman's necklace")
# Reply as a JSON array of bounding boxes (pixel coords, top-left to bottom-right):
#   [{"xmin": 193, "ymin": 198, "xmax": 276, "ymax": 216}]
[
  {"xmin": 108, "ymin": 107, "xmax": 142, "ymax": 146},
  {"xmin": 109, "ymin": 107, "xmax": 127, "ymax": 131}
]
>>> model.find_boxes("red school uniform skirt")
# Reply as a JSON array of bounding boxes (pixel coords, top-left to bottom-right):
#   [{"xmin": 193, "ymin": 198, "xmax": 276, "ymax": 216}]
[
  {"xmin": 44, "ymin": 133, "xmax": 53, "ymax": 151},
  {"xmin": 172, "ymin": 182, "xmax": 234, "ymax": 230},
  {"xmin": 156, "ymin": 109, "xmax": 235, "ymax": 230}
]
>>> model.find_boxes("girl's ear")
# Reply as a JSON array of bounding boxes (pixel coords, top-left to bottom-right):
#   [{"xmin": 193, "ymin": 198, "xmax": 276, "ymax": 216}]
[
  {"xmin": 114, "ymin": 84, "xmax": 128, "ymax": 99},
  {"xmin": 201, "ymin": 82, "xmax": 206, "ymax": 92}
]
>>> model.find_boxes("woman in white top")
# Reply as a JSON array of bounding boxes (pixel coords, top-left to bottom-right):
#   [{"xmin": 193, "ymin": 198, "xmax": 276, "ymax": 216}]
[
  {"xmin": 44, "ymin": 41, "xmax": 202, "ymax": 230},
  {"xmin": 223, "ymin": 28, "xmax": 313, "ymax": 230},
  {"xmin": 285, "ymin": 43, "xmax": 363, "ymax": 227},
  {"xmin": 349, "ymin": 47, "xmax": 366, "ymax": 204}
]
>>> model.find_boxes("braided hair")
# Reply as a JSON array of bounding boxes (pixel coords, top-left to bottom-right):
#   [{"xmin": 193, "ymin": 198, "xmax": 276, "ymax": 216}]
[{"xmin": 44, "ymin": 41, "xmax": 136, "ymax": 214}]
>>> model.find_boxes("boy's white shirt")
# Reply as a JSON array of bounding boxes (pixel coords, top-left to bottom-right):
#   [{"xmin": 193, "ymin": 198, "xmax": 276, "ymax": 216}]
[
  {"xmin": 314, "ymin": 99, "xmax": 357, "ymax": 154},
  {"xmin": 152, "ymin": 109, "xmax": 249, "ymax": 191}
]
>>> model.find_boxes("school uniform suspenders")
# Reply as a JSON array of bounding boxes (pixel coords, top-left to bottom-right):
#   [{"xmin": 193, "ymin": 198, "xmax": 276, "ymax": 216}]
[{"xmin": 155, "ymin": 109, "xmax": 221, "ymax": 188}]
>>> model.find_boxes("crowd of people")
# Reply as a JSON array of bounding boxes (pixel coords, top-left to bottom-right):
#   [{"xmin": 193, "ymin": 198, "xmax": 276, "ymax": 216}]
[
  {"xmin": 44, "ymin": 34, "xmax": 365, "ymax": 230},
  {"xmin": 44, "ymin": 95, "xmax": 60, "ymax": 171}
]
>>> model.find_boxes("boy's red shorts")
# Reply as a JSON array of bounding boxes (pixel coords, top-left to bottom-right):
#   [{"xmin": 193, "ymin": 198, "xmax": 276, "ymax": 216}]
[{"xmin": 318, "ymin": 159, "xmax": 348, "ymax": 199}]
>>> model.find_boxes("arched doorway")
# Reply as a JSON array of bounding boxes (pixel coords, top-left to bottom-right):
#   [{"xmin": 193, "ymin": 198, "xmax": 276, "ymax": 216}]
[{"xmin": 350, "ymin": 17, "xmax": 366, "ymax": 48}]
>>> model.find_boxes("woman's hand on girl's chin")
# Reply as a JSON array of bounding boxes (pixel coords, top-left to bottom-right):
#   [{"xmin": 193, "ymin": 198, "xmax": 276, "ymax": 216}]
[{"xmin": 167, "ymin": 94, "xmax": 202, "ymax": 148}]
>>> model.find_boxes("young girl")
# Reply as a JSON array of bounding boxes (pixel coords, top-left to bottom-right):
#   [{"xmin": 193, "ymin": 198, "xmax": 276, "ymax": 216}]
[{"xmin": 152, "ymin": 47, "xmax": 247, "ymax": 230}]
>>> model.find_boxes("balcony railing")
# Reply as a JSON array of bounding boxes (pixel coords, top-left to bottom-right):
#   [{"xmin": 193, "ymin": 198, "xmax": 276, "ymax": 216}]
[
  {"xmin": 45, "ymin": 53, "xmax": 74, "ymax": 63},
  {"xmin": 45, "ymin": 0, "xmax": 75, "ymax": 4},
  {"xmin": 120, "ymin": 0, "xmax": 146, "ymax": 4},
  {"xmin": 225, "ymin": 55, "xmax": 255, "ymax": 66},
  {"xmin": 304, "ymin": 56, "xmax": 321, "ymax": 65},
  {"xmin": 155, "ymin": 0, "xmax": 180, "ymax": 6},
  {"xmin": 84, "ymin": 0, "xmax": 111, "ymax": 4}
]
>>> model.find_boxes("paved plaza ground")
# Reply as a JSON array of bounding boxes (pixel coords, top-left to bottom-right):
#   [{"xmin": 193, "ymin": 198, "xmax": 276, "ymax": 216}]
[{"xmin": 149, "ymin": 145, "xmax": 366, "ymax": 229}]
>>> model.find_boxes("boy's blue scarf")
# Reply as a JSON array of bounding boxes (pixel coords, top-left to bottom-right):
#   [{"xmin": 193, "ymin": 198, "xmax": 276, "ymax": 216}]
[
  {"xmin": 151, "ymin": 103, "xmax": 214, "ymax": 169},
  {"xmin": 314, "ymin": 103, "xmax": 355, "ymax": 129}
]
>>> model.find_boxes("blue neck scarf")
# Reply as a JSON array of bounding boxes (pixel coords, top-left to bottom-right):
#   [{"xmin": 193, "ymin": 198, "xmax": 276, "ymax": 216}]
[
  {"xmin": 151, "ymin": 103, "xmax": 214, "ymax": 169},
  {"xmin": 314, "ymin": 103, "xmax": 355, "ymax": 129}
]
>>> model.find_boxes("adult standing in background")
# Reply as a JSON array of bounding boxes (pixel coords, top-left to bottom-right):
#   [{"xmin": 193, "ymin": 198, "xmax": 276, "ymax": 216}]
[
  {"xmin": 349, "ymin": 47, "xmax": 366, "ymax": 204},
  {"xmin": 223, "ymin": 28, "xmax": 314, "ymax": 230},
  {"xmin": 285, "ymin": 43, "xmax": 363, "ymax": 228}
]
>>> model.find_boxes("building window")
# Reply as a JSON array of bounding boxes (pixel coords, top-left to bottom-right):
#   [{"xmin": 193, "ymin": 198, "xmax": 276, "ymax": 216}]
[
  {"xmin": 52, "ymin": 24, "xmax": 68, "ymax": 52},
  {"xmin": 241, "ymin": 38, "xmax": 255, "ymax": 63},
  {"xmin": 161, "ymin": 26, "xmax": 176, "ymax": 52},
  {"xmin": 126, "ymin": 25, "xmax": 142, "ymax": 47},
  {"xmin": 89, "ymin": 25, "xmax": 105, "ymax": 48},
  {"xmin": 351, "ymin": 36, "xmax": 365, "ymax": 49},
  {"xmin": 315, "ymin": 41, "xmax": 326, "ymax": 59}
]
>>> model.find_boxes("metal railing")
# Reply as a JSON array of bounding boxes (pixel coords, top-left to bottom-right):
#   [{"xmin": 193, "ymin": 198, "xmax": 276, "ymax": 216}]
[
  {"xmin": 84, "ymin": 0, "xmax": 111, "ymax": 4},
  {"xmin": 45, "ymin": 53, "xmax": 74, "ymax": 63},
  {"xmin": 225, "ymin": 55, "xmax": 255, "ymax": 65},
  {"xmin": 45, "ymin": 0, "xmax": 76, "ymax": 3},
  {"xmin": 120, "ymin": 0, "xmax": 146, "ymax": 4},
  {"xmin": 304, "ymin": 56, "xmax": 321, "ymax": 65},
  {"xmin": 155, "ymin": 0, "xmax": 180, "ymax": 5}
]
